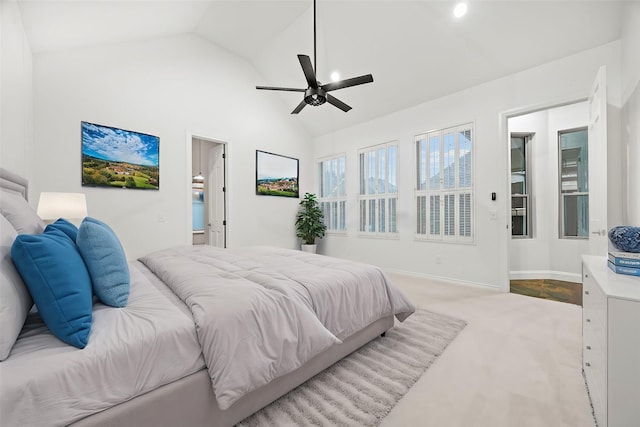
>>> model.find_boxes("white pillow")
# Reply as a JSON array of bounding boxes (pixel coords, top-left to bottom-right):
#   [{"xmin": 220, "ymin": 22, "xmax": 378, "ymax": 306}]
[
  {"xmin": 0, "ymin": 188, "xmax": 45, "ymax": 235},
  {"xmin": 0, "ymin": 215, "xmax": 34, "ymax": 360}
]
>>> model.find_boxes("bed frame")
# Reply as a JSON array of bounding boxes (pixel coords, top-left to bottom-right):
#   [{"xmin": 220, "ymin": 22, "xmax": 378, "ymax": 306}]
[
  {"xmin": 72, "ymin": 315, "xmax": 393, "ymax": 427},
  {"xmin": 0, "ymin": 168, "xmax": 393, "ymax": 427}
]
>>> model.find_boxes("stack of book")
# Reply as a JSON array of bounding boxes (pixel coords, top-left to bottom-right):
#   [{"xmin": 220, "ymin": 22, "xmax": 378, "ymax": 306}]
[{"xmin": 608, "ymin": 250, "xmax": 640, "ymax": 277}]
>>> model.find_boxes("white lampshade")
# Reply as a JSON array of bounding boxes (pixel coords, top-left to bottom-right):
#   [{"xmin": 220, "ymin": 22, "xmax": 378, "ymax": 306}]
[{"xmin": 37, "ymin": 192, "xmax": 88, "ymax": 224}]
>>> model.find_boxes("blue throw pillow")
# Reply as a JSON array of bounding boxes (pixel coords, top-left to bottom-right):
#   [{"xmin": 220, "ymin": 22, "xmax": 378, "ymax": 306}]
[
  {"xmin": 76, "ymin": 217, "xmax": 130, "ymax": 308},
  {"xmin": 11, "ymin": 228, "xmax": 92, "ymax": 348},
  {"xmin": 45, "ymin": 218, "xmax": 78, "ymax": 242}
]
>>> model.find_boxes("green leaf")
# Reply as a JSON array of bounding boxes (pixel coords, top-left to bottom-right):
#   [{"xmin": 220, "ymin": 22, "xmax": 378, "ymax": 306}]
[{"xmin": 295, "ymin": 193, "xmax": 327, "ymax": 245}]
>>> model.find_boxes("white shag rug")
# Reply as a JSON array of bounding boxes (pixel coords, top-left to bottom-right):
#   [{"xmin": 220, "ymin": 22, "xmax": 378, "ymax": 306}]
[{"xmin": 237, "ymin": 309, "xmax": 467, "ymax": 427}]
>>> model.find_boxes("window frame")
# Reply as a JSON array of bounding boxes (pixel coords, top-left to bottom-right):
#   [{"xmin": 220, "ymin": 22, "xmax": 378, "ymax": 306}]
[
  {"xmin": 414, "ymin": 123, "xmax": 475, "ymax": 244},
  {"xmin": 558, "ymin": 127, "xmax": 589, "ymax": 239},
  {"xmin": 510, "ymin": 133, "xmax": 534, "ymax": 239},
  {"xmin": 317, "ymin": 153, "xmax": 347, "ymax": 234},
  {"xmin": 357, "ymin": 141, "xmax": 399, "ymax": 238}
]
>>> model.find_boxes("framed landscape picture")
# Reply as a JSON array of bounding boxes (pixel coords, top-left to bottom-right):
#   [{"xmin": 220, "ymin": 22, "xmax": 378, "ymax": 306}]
[
  {"xmin": 81, "ymin": 121, "xmax": 159, "ymax": 190},
  {"xmin": 256, "ymin": 150, "xmax": 299, "ymax": 198}
]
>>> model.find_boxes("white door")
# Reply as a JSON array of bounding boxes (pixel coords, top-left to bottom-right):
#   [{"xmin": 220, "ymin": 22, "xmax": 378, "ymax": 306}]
[
  {"xmin": 588, "ymin": 66, "xmax": 608, "ymax": 255},
  {"xmin": 207, "ymin": 143, "xmax": 226, "ymax": 248}
]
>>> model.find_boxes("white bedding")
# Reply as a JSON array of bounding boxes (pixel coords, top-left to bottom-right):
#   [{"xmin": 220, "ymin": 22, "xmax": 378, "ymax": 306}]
[
  {"xmin": 0, "ymin": 262, "xmax": 205, "ymax": 427},
  {"xmin": 237, "ymin": 246, "xmax": 415, "ymax": 338},
  {"xmin": 139, "ymin": 245, "xmax": 415, "ymax": 411}
]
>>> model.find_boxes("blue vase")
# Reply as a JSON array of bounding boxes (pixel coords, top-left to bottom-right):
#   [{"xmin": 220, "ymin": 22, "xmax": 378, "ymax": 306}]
[{"xmin": 608, "ymin": 226, "xmax": 640, "ymax": 253}]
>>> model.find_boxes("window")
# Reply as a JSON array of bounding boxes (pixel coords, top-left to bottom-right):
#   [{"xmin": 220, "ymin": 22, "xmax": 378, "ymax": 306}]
[
  {"xmin": 559, "ymin": 128, "xmax": 588, "ymax": 238},
  {"xmin": 511, "ymin": 134, "xmax": 533, "ymax": 238},
  {"xmin": 318, "ymin": 155, "xmax": 346, "ymax": 232},
  {"xmin": 415, "ymin": 123, "xmax": 473, "ymax": 242},
  {"xmin": 357, "ymin": 142, "xmax": 398, "ymax": 236}
]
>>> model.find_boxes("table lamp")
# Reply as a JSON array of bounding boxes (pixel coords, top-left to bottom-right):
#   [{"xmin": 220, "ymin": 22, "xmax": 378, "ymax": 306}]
[{"xmin": 37, "ymin": 192, "xmax": 88, "ymax": 226}]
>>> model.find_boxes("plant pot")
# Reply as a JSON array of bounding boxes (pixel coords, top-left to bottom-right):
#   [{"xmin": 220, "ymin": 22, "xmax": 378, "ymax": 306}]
[{"xmin": 300, "ymin": 244, "xmax": 317, "ymax": 253}]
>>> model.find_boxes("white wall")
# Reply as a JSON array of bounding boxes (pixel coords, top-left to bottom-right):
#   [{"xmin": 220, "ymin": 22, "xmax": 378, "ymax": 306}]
[
  {"xmin": 508, "ymin": 103, "xmax": 589, "ymax": 282},
  {"xmin": 0, "ymin": 0, "xmax": 34, "ymax": 201},
  {"xmin": 621, "ymin": 2, "xmax": 640, "ymax": 225},
  {"xmin": 313, "ymin": 41, "xmax": 622, "ymax": 288},
  {"xmin": 32, "ymin": 34, "xmax": 313, "ymax": 259}
]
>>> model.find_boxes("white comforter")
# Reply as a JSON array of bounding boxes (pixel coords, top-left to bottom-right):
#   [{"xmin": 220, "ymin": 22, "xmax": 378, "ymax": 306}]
[
  {"xmin": 0, "ymin": 262, "xmax": 205, "ymax": 427},
  {"xmin": 139, "ymin": 245, "xmax": 414, "ymax": 410}
]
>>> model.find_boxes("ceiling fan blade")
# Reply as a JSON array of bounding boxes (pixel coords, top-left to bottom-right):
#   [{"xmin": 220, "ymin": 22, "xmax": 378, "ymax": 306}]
[
  {"xmin": 256, "ymin": 86, "xmax": 306, "ymax": 92},
  {"xmin": 291, "ymin": 100, "xmax": 307, "ymax": 114},
  {"xmin": 321, "ymin": 74, "xmax": 374, "ymax": 92},
  {"xmin": 326, "ymin": 94, "xmax": 352, "ymax": 112},
  {"xmin": 298, "ymin": 55, "xmax": 318, "ymax": 89}
]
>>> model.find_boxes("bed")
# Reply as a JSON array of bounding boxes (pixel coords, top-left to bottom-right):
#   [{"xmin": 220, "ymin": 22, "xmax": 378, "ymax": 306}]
[{"xmin": 0, "ymin": 168, "xmax": 415, "ymax": 427}]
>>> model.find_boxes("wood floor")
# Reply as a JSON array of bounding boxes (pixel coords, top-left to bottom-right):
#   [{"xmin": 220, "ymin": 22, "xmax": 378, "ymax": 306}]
[{"xmin": 510, "ymin": 279, "xmax": 583, "ymax": 306}]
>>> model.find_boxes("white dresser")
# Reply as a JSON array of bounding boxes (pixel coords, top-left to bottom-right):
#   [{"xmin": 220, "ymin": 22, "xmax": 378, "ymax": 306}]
[{"xmin": 582, "ymin": 255, "xmax": 640, "ymax": 427}]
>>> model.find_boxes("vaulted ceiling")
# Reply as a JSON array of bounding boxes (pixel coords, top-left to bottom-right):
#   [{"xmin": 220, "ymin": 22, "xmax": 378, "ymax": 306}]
[{"xmin": 17, "ymin": 0, "xmax": 626, "ymax": 136}]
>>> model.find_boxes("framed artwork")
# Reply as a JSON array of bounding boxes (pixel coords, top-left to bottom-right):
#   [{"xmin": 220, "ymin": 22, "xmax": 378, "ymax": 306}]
[
  {"xmin": 81, "ymin": 121, "xmax": 160, "ymax": 190},
  {"xmin": 256, "ymin": 150, "xmax": 299, "ymax": 198}
]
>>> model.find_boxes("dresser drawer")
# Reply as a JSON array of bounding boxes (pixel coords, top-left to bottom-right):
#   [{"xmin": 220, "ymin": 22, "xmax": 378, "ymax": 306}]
[
  {"xmin": 581, "ymin": 256, "xmax": 640, "ymax": 427},
  {"xmin": 582, "ymin": 269, "xmax": 606, "ymax": 372},
  {"xmin": 582, "ymin": 263, "xmax": 608, "ymax": 426}
]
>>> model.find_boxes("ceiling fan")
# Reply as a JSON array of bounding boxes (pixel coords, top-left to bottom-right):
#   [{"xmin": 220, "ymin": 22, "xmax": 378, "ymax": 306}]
[{"xmin": 256, "ymin": 0, "xmax": 374, "ymax": 114}]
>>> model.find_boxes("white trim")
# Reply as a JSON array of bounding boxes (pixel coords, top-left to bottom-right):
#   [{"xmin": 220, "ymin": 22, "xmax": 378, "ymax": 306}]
[
  {"xmin": 185, "ymin": 132, "xmax": 194, "ymax": 246},
  {"xmin": 317, "ymin": 151, "xmax": 348, "ymax": 164},
  {"xmin": 385, "ymin": 268, "xmax": 500, "ymax": 289},
  {"xmin": 185, "ymin": 130, "xmax": 231, "ymax": 247}
]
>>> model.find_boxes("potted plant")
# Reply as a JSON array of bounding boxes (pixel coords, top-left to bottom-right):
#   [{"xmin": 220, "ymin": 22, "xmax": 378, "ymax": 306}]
[{"xmin": 295, "ymin": 192, "xmax": 327, "ymax": 253}]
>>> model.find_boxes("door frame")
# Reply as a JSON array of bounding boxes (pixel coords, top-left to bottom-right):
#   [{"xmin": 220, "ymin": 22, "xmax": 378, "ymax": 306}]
[
  {"xmin": 497, "ymin": 95, "xmax": 588, "ymax": 292},
  {"xmin": 185, "ymin": 131, "xmax": 230, "ymax": 247}
]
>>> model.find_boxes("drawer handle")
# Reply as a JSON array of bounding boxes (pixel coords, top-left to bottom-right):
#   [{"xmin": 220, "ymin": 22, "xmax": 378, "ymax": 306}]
[
  {"xmin": 585, "ymin": 362, "xmax": 591, "ymax": 367},
  {"xmin": 585, "ymin": 290, "xmax": 589, "ymax": 295},
  {"xmin": 586, "ymin": 318, "xmax": 591, "ymax": 322},
  {"xmin": 586, "ymin": 346, "xmax": 592, "ymax": 350},
  {"xmin": 585, "ymin": 274, "xmax": 589, "ymax": 278}
]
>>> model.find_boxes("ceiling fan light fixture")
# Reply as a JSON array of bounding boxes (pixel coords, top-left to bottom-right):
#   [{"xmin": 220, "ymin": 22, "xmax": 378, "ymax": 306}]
[
  {"xmin": 305, "ymin": 87, "xmax": 327, "ymax": 106},
  {"xmin": 453, "ymin": 2, "xmax": 468, "ymax": 18},
  {"xmin": 255, "ymin": 0, "xmax": 373, "ymax": 114}
]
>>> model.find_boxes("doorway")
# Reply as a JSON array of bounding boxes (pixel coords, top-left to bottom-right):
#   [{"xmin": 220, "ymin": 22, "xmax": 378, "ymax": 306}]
[
  {"xmin": 507, "ymin": 102, "xmax": 590, "ymax": 283},
  {"xmin": 191, "ymin": 136, "xmax": 227, "ymax": 248},
  {"xmin": 499, "ymin": 67, "xmax": 608, "ymax": 295}
]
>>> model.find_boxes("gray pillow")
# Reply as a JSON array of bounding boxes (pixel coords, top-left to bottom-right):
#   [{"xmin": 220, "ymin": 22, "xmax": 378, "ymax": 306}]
[
  {"xmin": 0, "ymin": 215, "xmax": 34, "ymax": 360},
  {"xmin": 0, "ymin": 189, "xmax": 45, "ymax": 235}
]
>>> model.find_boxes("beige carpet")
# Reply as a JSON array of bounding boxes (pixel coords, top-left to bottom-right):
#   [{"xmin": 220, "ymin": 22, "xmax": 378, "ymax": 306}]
[
  {"xmin": 239, "ymin": 273, "xmax": 594, "ymax": 427},
  {"xmin": 380, "ymin": 272, "xmax": 595, "ymax": 427},
  {"xmin": 237, "ymin": 309, "xmax": 466, "ymax": 427}
]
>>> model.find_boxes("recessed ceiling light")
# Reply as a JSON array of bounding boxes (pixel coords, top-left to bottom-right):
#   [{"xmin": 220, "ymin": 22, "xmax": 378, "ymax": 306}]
[
  {"xmin": 330, "ymin": 71, "xmax": 340, "ymax": 82},
  {"xmin": 453, "ymin": 2, "xmax": 468, "ymax": 18}
]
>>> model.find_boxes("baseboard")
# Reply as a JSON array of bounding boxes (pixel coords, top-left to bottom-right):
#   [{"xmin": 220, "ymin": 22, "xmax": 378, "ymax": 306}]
[
  {"xmin": 385, "ymin": 268, "xmax": 500, "ymax": 290},
  {"xmin": 509, "ymin": 270, "xmax": 582, "ymax": 283}
]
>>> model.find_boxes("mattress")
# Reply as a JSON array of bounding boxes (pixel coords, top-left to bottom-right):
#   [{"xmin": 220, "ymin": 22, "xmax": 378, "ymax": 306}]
[{"xmin": 0, "ymin": 261, "xmax": 205, "ymax": 427}]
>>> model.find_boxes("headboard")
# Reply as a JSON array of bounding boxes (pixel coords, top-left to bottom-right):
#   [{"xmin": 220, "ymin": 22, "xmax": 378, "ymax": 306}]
[{"xmin": 0, "ymin": 168, "xmax": 29, "ymax": 201}]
